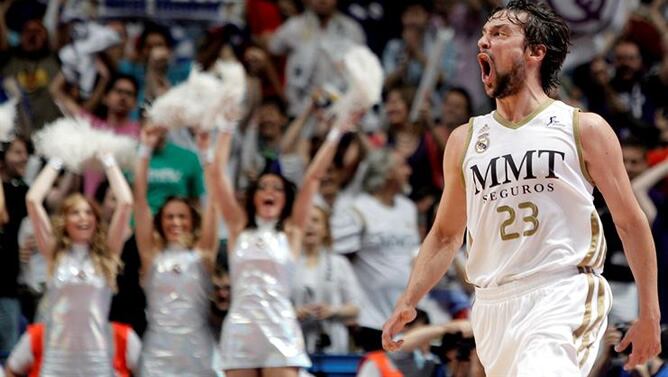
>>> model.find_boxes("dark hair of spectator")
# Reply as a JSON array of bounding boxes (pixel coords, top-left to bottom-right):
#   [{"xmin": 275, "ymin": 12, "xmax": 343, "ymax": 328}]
[
  {"xmin": 445, "ymin": 86, "xmax": 473, "ymax": 118},
  {"xmin": 490, "ymin": 0, "xmax": 571, "ymax": 93},
  {"xmin": 137, "ymin": 22, "xmax": 174, "ymax": 51},
  {"xmin": 406, "ymin": 308, "xmax": 430, "ymax": 328},
  {"xmin": 244, "ymin": 172, "xmax": 297, "ymax": 231},
  {"xmin": 620, "ymin": 135, "xmax": 648, "ymax": 150},
  {"xmin": 153, "ymin": 197, "xmax": 202, "ymax": 244},
  {"xmin": 260, "ymin": 95, "xmax": 288, "ymax": 117},
  {"xmin": 0, "ymin": 135, "xmax": 34, "ymax": 161},
  {"xmin": 105, "ymin": 73, "xmax": 139, "ymax": 96},
  {"xmin": 383, "ymin": 84, "xmax": 416, "ymax": 107},
  {"xmin": 401, "ymin": 0, "xmax": 433, "ymax": 14}
]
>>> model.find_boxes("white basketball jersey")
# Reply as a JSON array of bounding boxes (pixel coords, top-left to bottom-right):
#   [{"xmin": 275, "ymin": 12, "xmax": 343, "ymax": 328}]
[{"xmin": 462, "ymin": 100, "xmax": 606, "ymax": 287}]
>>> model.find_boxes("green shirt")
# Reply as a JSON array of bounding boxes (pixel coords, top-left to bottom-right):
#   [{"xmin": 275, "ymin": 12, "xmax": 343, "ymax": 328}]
[{"xmin": 136, "ymin": 142, "xmax": 205, "ymax": 214}]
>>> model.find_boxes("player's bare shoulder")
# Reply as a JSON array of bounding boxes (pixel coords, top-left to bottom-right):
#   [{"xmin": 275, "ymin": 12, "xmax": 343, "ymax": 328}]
[
  {"xmin": 444, "ymin": 121, "xmax": 474, "ymax": 163},
  {"xmin": 576, "ymin": 111, "xmax": 623, "ymax": 185}
]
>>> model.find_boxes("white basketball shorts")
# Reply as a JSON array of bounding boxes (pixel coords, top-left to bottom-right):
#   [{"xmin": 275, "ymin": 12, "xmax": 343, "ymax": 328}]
[{"xmin": 470, "ymin": 268, "xmax": 612, "ymax": 377}]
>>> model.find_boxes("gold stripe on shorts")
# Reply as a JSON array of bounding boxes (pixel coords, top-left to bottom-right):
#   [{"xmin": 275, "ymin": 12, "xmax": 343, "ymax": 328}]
[
  {"xmin": 579, "ymin": 212, "xmax": 602, "ymax": 267},
  {"xmin": 573, "ymin": 274, "xmax": 596, "ymax": 341},
  {"xmin": 578, "ymin": 277, "xmax": 608, "ymax": 367}
]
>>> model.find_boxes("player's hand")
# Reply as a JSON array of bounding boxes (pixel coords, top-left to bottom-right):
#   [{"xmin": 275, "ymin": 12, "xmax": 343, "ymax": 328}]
[
  {"xmin": 382, "ymin": 302, "xmax": 416, "ymax": 352},
  {"xmin": 615, "ymin": 317, "xmax": 661, "ymax": 370}
]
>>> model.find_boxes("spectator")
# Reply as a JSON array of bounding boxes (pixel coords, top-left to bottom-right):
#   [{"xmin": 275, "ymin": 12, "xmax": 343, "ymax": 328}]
[
  {"xmin": 357, "ymin": 310, "xmax": 474, "ymax": 377},
  {"xmin": 4, "ymin": 321, "xmax": 141, "ymax": 377},
  {"xmin": 1, "ymin": 18, "xmax": 61, "ymax": 135},
  {"xmin": 335, "ymin": 148, "xmax": 420, "ymax": 352},
  {"xmin": 94, "ymin": 180, "xmax": 147, "ymax": 336},
  {"xmin": 382, "ymin": 85, "xmax": 442, "ymax": 234},
  {"xmin": 119, "ymin": 22, "xmax": 191, "ymax": 116},
  {"xmin": 268, "ymin": 0, "xmax": 365, "ymax": 117},
  {"xmin": 129, "ymin": 121, "xmax": 205, "ymax": 215},
  {"xmin": 240, "ymin": 96, "xmax": 311, "ymax": 189},
  {"xmin": 211, "ymin": 267, "xmax": 231, "ymax": 377},
  {"xmin": 382, "ymin": 1, "xmax": 455, "ymax": 91},
  {"xmin": 291, "ymin": 205, "xmax": 361, "ymax": 354},
  {"xmin": 50, "ymin": 72, "xmax": 140, "ymax": 197},
  {"xmin": 0, "ymin": 136, "xmax": 32, "ymax": 362}
]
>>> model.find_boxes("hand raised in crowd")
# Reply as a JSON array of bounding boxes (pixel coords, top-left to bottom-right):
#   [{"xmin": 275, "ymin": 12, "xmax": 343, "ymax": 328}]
[
  {"xmin": 140, "ymin": 123, "xmax": 166, "ymax": 149},
  {"xmin": 148, "ymin": 46, "xmax": 170, "ymax": 73},
  {"xmin": 310, "ymin": 303, "xmax": 336, "ymax": 320},
  {"xmin": 244, "ymin": 46, "xmax": 270, "ymax": 75},
  {"xmin": 19, "ymin": 236, "xmax": 37, "ymax": 264}
]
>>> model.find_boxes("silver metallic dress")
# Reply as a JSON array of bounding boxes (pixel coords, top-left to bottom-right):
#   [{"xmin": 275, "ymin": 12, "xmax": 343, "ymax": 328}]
[
  {"xmin": 140, "ymin": 245, "xmax": 215, "ymax": 377},
  {"xmin": 41, "ymin": 244, "xmax": 115, "ymax": 377},
  {"xmin": 220, "ymin": 227, "xmax": 311, "ymax": 369}
]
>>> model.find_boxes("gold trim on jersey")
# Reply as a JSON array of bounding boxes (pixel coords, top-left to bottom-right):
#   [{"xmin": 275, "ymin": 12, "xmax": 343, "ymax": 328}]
[
  {"xmin": 572, "ymin": 109, "xmax": 595, "ymax": 185},
  {"xmin": 579, "ymin": 212, "xmax": 603, "ymax": 268},
  {"xmin": 460, "ymin": 118, "xmax": 474, "ymax": 186},
  {"xmin": 492, "ymin": 99, "xmax": 555, "ymax": 129},
  {"xmin": 593, "ymin": 235, "xmax": 608, "ymax": 270},
  {"xmin": 577, "ymin": 277, "xmax": 609, "ymax": 368}
]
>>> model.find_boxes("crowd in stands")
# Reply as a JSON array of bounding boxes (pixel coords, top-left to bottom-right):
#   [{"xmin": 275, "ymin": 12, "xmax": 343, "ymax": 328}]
[{"xmin": 0, "ymin": 0, "xmax": 667, "ymax": 376}]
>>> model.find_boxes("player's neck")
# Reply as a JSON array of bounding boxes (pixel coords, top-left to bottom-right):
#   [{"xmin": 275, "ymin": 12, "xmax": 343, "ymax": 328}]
[{"xmin": 494, "ymin": 84, "xmax": 550, "ymax": 124}]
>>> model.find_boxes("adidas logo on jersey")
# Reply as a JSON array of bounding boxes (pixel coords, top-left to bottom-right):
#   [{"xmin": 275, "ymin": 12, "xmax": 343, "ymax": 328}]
[{"xmin": 546, "ymin": 116, "xmax": 562, "ymax": 127}]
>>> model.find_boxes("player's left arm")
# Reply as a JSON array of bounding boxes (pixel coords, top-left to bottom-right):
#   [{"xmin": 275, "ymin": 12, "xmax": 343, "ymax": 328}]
[{"xmin": 579, "ymin": 111, "xmax": 661, "ymax": 369}]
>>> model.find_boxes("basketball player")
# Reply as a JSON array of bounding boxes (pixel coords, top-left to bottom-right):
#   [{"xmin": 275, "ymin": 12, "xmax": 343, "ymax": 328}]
[{"xmin": 382, "ymin": 1, "xmax": 661, "ymax": 376}]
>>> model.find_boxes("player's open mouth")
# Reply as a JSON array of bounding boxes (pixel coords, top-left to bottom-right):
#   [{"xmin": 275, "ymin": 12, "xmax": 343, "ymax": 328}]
[{"xmin": 478, "ymin": 53, "xmax": 494, "ymax": 86}]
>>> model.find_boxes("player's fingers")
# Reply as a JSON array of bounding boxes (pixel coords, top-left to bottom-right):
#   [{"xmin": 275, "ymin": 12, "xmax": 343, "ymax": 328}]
[
  {"xmin": 381, "ymin": 328, "xmax": 397, "ymax": 351},
  {"xmin": 624, "ymin": 349, "xmax": 647, "ymax": 371},
  {"xmin": 615, "ymin": 332, "xmax": 632, "ymax": 353}
]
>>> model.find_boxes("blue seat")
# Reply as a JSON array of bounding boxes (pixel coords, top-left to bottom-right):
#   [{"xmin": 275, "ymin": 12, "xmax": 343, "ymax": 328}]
[{"xmin": 308, "ymin": 354, "xmax": 363, "ymax": 377}]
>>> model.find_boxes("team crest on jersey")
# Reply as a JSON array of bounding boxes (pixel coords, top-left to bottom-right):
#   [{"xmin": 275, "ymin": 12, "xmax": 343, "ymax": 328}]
[{"xmin": 475, "ymin": 133, "xmax": 489, "ymax": 153}]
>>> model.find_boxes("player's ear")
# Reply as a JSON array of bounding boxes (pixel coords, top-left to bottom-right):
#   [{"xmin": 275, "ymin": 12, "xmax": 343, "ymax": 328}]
[{"xmin": 527, "ymin": 44, "xmax": 546, "ymax": 62}]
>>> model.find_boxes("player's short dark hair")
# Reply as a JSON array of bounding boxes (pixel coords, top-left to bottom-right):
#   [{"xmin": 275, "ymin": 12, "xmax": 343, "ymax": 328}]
[{"xmin": 490, "ymin": 0, "xmax": 571, "ymax": 93}]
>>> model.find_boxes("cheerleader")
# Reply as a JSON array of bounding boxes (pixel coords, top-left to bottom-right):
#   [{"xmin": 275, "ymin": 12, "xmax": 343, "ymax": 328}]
[
  {"xmin": 25, "ymin": 152, "xmax": 133, "ymax": 377},
  {"xmin": 134, "ymin": 125, "xmax": 220, "ymax": 376},
  {"xmin": 214, "ymin": 114, "xmax": 358, "ymax": 377}
]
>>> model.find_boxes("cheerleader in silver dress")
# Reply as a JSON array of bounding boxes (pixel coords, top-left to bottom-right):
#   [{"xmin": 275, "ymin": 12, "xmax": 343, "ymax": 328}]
[
  {"xmin": 134, "ymin": 126, "xmax": 220, "ymax": 377},
  {"xmin": 211, "ymin": 111, "xmax": 360, "ymax": 377},
  {"xmin": 25, "ymin": 153, "xmax": 134, "ymax": 377}
]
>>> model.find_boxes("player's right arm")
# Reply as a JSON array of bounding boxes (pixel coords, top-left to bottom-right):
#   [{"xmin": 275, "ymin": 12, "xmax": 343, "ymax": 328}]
[{"xmin": 382, "ymin": 123, "xmax": 470, "ymax": 352}]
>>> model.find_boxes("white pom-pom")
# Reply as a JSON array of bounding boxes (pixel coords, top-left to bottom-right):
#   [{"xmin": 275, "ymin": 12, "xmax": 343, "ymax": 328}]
[
  {"xmin": 148, "ymin": 61, "xmax": 247, "ymax": 131},
  {"xmin": 0, "ymin": 99, "xmax": 18, "ymax": 142},
  {"xmin": 214, "ymin": 60, "xmax": 246, "ymax": 107},
  {"xmin": 329, "ymin": 45, "xmax": 384, "ymax": 129},
  {"xmin": 146, "ymin": 83, "xmax": 191, "ymax": 129},
  {"xmin": 33, "ymin": 117, "xmax": 98, "ymax": 172},
  {"xmin": 341, "ymin": 45, "xmax": 383, "ymax": 109},
  {"xmin": 89, "ymin": 128, "xmax": 138, "ymax": 171},
  {"xmin": 34, "ymin": 117, "xmax": 138, "ymax": 172}
]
